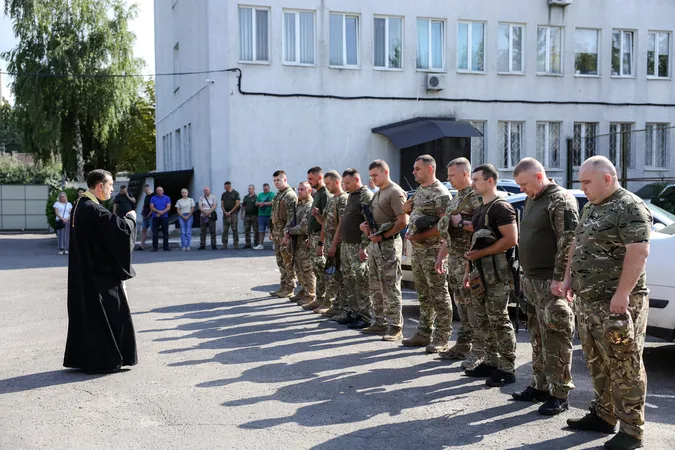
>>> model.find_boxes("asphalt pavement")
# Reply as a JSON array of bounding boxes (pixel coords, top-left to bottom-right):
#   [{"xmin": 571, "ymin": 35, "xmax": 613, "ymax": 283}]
[{"xmin": 1, "ymin": 233, "xmax": 674, "ymax": 450}]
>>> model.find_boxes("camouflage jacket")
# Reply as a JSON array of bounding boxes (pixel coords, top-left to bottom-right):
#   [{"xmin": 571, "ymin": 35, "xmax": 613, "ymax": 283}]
[
  {"xmin": 272, "ymin": 186, "xmax": 298, "ymax": 230},
  {"xmin": 570, "ymin": 188, "xmax": 652, "ymax": 302},
  {"xmin": 325, "ymin": 192, "xmax": 348, "ymax": 238},
  {"xmin": 438, "ymin": 186, "xmax": 482, "ymax": 255},
  {"xmin": 408, "ymin": 180, "xmax": 451, "ymax": 248},
  {"xmin": 287, "ymin": 196, "xmax": 312, "ymax": 236}
]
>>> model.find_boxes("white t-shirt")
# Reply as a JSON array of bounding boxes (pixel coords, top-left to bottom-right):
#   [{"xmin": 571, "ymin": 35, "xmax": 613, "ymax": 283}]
[
  {"xmin": 53, "ymin": 201, "xmax": 73, "ymax": 221},
  {"xmin": 199, "ymin": 195, "xmax": 217, "ymax": 214},
  {"xmin": 175, "ymin": 198, "xmax": 196, "ymax": 215}
]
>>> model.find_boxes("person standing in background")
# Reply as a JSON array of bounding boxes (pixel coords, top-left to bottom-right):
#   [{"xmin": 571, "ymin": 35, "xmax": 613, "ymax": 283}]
[
  {"xmin": 113, "ymin": 185, "xmax": 136, "ymax": 218},
  {"xmin": 138, "ymin": 184, "xmax": 154, "ymax": 251},
  {"xmin": 175, "ymin": 188, "xmax": 196, "ymax": 251},
  {"xmin": 198, "ymin": 187, "xmax": 218, "ymax": 250},
  {"xmin": 150, "ymin": 186, "xmax": 171, "ymax": 252},
  {"xmin": 221, "ymin": 181, "xmax": 241, "ymax": 250},
  {"xmin": 255, "ymin": 183, "xmax": 275, "ymax": 250},
  {"xmin": 53, "ymin": 191, "xmax": 73, "ymax": 255},
  {"xmin": 241, "ymin": 185, "xmax": 259, "ymax": 249}
]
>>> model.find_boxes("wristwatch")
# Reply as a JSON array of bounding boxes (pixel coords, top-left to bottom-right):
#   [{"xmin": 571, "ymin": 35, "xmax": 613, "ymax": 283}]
[{"xmin": 457, "ymin": 220, "xmax": 464, "ymax": 230}]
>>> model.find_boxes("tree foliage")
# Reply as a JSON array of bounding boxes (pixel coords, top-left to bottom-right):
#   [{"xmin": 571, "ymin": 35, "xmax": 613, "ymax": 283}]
[
  {"xmin": 0, "ymin": 101, "xmax": 22, "ymax": 153},
  {"xmin": 2, "ymin": 0, "xmax": 144, "ymax": 180},
  {"xmin": 0, "ymin": 153, "xmax": 62, "ymax": 189}
]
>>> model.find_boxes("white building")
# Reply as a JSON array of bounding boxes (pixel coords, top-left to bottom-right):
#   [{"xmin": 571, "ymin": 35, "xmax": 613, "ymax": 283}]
[{"xmin": 154, "ymin": 0, "xmax": 675, "ymax": 201}]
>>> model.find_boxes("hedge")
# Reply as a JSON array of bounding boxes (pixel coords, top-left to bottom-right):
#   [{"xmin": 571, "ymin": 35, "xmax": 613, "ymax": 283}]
[{"xmin": 46, "ymin": 189, "xmax": 114, "ymax": 230}]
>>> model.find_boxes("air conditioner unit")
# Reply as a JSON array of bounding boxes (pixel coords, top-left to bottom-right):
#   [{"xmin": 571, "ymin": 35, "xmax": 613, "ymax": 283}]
[
  {"xmin": 549, "ymin": 0, "xmax": 573, "ymax": 5},
  {"xmin": 426, "ymin": 74, "xmax": 445, "ymax": 91}
]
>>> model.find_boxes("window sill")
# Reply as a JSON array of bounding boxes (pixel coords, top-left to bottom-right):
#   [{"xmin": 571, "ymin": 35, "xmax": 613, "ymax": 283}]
[
  {"xmin": 574, "ymin": 73, "xmax": 601, "ymax": 78},
  {"xmin": 329, "ymin": 65, "xmax": 361, "ymax": 70},
  {"xmin": 610, "ymin": 75, "xmax": 636, "ymax": 79},
  {"xmin": 239, "ymin": 60, "xmax": 272, "ymax": 65},
  {"xmin": 457, "ymin": 70, "xmax": 487, "ymax": 75},
  {"xmin": 545, "ymin": 168, "xmax": 564, "ymax": 172},
  {"xmin": 645, "ymin": 167, "xmax": 669, "ymax": 171},
  {"xmin": 497, "ymin": 72, "xmax": 526, "ymax": 76},
  {"xmin": 647, "ymin": 76, "xmax": 672, "ymax": 81},
  {"xmin": 374, "ymin": 67, "xmax": 405, "ymax": 72},
  {"xmin": 537, "ymin": 73, "xmax": 564, "ymax": 77},
  {"xmin": 416, "ymin": 68, "xmax": 447, "ymax": 73},
  {"xmin": 282, "ymin": 62, "xmax": 317, "ymax": 68}
]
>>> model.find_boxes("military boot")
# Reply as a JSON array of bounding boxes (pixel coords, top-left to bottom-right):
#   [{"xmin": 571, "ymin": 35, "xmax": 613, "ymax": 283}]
[
  {"xmin": 331, "ymin": 311, "xmax": 350, "ymax": 322},
  {"xmin": 320, "ymin": 307, "xmax": 340, "ymax": 317},
  {"xmin": 401, "ymin": 333, "xmax": 431, "ymax": 347},
  {"xmin": 302, "ymin": 299, "xmax": 322, "ymax": 311},
  {"xmin": 485, "ymin": 369, "xmax": 516, "ymax": 387},
  {"xmin": 567, "ymin": 410, "xmax": 617, "ymax": 434},
  {"xmin": 538, "ymin": 397, "xmax": 569, "ymax": 416},
  {"xmin": 382, "ymin": 326, "xmax": 403, "ymax": 341},
  {"xmin": 438, "ymin": 343, "xmax": 471, "ymax": 360},
  {"xmin": 291, "ymin": 290, "xmax": 307, "ymax": 301},
  {"xmin": 425, "ymin": 337, "xmax": 449, "ymax": 354},
  {"xmin": 297, "ymin": 295, "xmax": 315, "ymax": 306},
  {"xmin": 460, "ymin": 351, "xmax": 483, "ymax": 370},
  {"xmin": 274, "ymin": 289, "xmax": 294, "ymax": 298},
  {"xmin": 603, "ymin": 432, "xmax": 643, "ymax": 450},
  {"xmin": 512, "ymin": 386, "xmax": 550, "ymax": 403},
  {"xmin": 361, "ymin": 324, "xmax": 388, "ymax": 334}
]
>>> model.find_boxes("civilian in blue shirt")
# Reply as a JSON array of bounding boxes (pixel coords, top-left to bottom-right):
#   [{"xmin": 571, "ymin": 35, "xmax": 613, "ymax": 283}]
[{"xmin": 150, "ymin": 186, "xmax": 172, "ymax": 251}]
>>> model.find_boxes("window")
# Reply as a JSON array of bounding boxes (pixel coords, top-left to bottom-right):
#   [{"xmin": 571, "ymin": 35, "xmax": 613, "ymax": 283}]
[
  {"xmin": 648, "ymin": 31, "xmax": 670, "ymax": 78},
  {"xmin": 174, "ymin": 129, "xmax": 182, "ymax": 169},
  {"xmin": 498, "ymin": 121, "xmax": 523, "ymax": 168},
  {"xmin": 498, "ymin": 24, "xmax": 524, "ymax": 73},
  {"xmin": 572, "ymin": 122, "xmax": 598, "ymax": 166},
  {"xmin": 173, "ymin": 43, "xmax": 180, "ymax": 92},
  {"xmin": 457, "ymin": 21, "xmax": 485, "ymax": 72},
  {"xmin": 161, "ymin": 135, "xmax": 167, "ymax": 170},
  {"xmin": 536, "ymin": 122, "xmax": 561, "ymax": 168},
  {"xmin": 283, "ymin": 10, "xmax": 315, "ymax": 65},
  {"xmin": 612, "ymin": 30, "xmax": 634, "ymax": 76},
  {"xmin": 417, "ymin": 18, "xmax": 444, "ymax": 70},
  {"xmin": 537, "ymin": 26, "xmax": 562, "ymax": 74},
  {"xmin": 330, "ymin": 13, "xmax": 359, "ymax": 66},
  {"xmin": 374, "ymin": 16, "xmax": 403, "ymax": 69},
  {"xmin": 645, "ymin": 123, "xmax": 669, "ymax": 168},
  {"xmin": 239, "ymin": 6, "xmax": 269, "ymax": 62},
  {"xmin": 469, "ymin": 121, "xmax": 486, "ymax": 165},
  {"xmin": 184, "ymin": 123, "xmax": 192, "ymax": 169},
  {"xmin": 609, "ymin": 123, "xmax": 634, "ymax": 169},
  {"xmin": 575, "ymin": 29, "xmax": 600, "ymax": 75}
]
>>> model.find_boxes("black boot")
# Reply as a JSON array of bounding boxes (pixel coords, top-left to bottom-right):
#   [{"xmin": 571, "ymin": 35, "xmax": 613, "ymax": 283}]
[
  {"xmin": 604, "ymin": 432, "xmax": 643, "ymax": 450},
  {"xmin": 538, "ymin": 396, "xmax": 569, "ymax": 415},
  {"xmin": 464, "ymin": 363, "xmax": 497, "ymax": 378},
  {"xmin": 347, "ymin": 318, "xmax": 369, "ymax": 329},
  {"xmin": 335, "ymin": 314, "xmax": 356, "ymax": 325},
  {"xmin": 567, "ymin": 409, "xmax": 616, "ymax": 434},
  {"xmin": 512, "ymin": 386, "xmax": 550, "ymax": 403},
  {"xmin": 486, "ymin": 369, "xmax": 516, "ymax": 387}
]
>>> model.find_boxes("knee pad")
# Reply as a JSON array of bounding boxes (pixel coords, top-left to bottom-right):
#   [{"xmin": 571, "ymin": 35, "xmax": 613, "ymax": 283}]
[{"xmin": 544, "ymin": 299, "xmax": 574, "ymax": 333}]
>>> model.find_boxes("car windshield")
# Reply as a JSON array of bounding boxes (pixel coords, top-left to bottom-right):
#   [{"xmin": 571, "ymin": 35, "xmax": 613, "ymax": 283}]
[
  {"xmin": 656, "ymin": 223, "xmax": 675, "ymax": 236},
  {"xmin": 647, "ymin": 202, "xmax": 675, "ymax": 224}
]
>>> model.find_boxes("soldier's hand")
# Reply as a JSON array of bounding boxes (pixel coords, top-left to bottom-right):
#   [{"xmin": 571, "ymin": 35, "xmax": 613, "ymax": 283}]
[
  {"xmin": 327, "ymin": 245, "xmax": 337, "ymax": 257},
  {"xmin": 358, "ymin": 248, "xmax": 368, "ymax": 262},
  {"xmin": 402, "ymin": 199, "xmax": 413, "ymax": 215},
  {"xmin": 282, "ymin": 235, "xmax": 289, "ymax": 246},
  {"xmin": 306, "ymin": 239, "xmax": 310, "ymax": 249},
  {"xmin": 435, "ymin": 257, "xmax": 446, "ymax": 275},
  {"xmin": 562, "ymin": 277, "xmax": 574, "ymax": 303},
  {"xmin": 550, "ymin": 280, "xmax": 564, "ymax": 297},
  {"xmin": 359, "ymin": 222, "xmax": 371, "ymax": 234},
  {"xmin": 463, "ymin": 274, "xmax": 470, "ymax": 289},
  {"xmin": 311, "ymin": 207, "xmax": 320, "ymax": 217},
  {"xmin": 368, "ymin": 234, "xmax": 382, "ymax": 243},
  {"xmin": 125, "ymin": 210, "xmax": 137, "ymax": 221},
  {"xmin": 316, "ymin": 246, "xmax": 324, "ymax": 257},
  {"xmin": 464, "ymin": 250, "xmax": 481, "ymax": 261},
  {"xmin": 610, "ymin": 293, "xmax": 629, "ymax": 314}
]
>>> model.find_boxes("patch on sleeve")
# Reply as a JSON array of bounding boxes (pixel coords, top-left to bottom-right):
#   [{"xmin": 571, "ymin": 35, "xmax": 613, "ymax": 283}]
[{"xmin": 564, "ymin": 210, "xmax": 576, "ymax": 231}]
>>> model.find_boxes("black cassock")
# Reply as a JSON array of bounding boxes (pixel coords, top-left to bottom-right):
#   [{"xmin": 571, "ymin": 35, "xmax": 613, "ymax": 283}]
[{"xmin": 64, "ymin": 194, "xmax": 138, "ymax": 371}]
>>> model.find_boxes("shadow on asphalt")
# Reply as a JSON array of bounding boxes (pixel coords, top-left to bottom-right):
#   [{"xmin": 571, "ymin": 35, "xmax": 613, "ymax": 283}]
[{"xmin": 0, "ymin": 369, "xmax": 109, "ymax": 395}]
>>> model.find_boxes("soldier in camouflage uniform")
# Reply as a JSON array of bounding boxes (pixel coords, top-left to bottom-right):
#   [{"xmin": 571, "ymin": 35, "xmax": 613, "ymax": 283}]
[
  {"xmin": 332, "ymin": 168, "xmax": 373, "ymax": 328},
  {"xmin": 302, "ymin": 167, "xmax": 332, "ymax": 311},
  {"xmin": 464, "ymin": 164, "xmax": 518, "ymax": 388},
  {"xmin": 285, "ymin": 182, "xmax": 316, "ymax": 303},
  {"xmin": 360, "ymin": 160, "xmax": 409, "ymax": 341},
  {"xmin": 512, "ymin": 158, "xmax": 578, "ymax": 416},
  {"xmin": 317, "ymin": 171, "xmax": 348, "ymax": 316},
  {"xmin": 435, "ymin": 158, "xmax": 483, "ymax": 364},
  {"xmin": 269, "ymin": 170, "xmax": 298, "ymax": 298},
  {"xmin": 564, "ymin": 156, "xmax": 651, "ymax": 450},
  {"xmin": 402, "ymin": 155, "xmax": 452, "ymax": 353}
]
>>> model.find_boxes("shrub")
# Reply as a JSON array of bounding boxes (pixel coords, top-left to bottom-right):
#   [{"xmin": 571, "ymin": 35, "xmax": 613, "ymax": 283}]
[
  {"xmin": 0, "ymin": 154, "xmax": 62, "ymax": 190},
  {"xmin": 46, "ymin": 188, "xmax": 80, "ymax": 230}
]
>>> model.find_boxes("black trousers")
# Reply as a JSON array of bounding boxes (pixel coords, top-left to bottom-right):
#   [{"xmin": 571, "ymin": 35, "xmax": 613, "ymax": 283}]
[{"xmin": 152, "ymin": 217, "xmax": 170, "ymax": 250}]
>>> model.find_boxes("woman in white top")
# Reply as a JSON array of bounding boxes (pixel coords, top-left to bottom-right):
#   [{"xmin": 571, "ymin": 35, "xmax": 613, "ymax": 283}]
[
  {"xmin": 175, "ymin": 188, "xmax": 196, "ymax": 251},
  {"xmin": 53, "ymin": 191, "xmax": 73, "ymax": 255}
]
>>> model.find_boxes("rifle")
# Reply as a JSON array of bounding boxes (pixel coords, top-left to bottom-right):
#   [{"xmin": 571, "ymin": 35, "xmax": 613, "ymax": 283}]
[
  {"xmin": 362, "ymin": 204, "xmax": 381, "ymax": 252},
  {"xmin": 403, "ymin": 176, "xmax": 414, "ymax": 192}
]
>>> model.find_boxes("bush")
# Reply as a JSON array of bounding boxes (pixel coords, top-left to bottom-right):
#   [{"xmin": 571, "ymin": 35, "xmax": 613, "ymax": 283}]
[
  {"xmin": 46, "ymin": 188, "xmax": 80, "ymax": 230},
  {"xmin": 0, "ymin": 154, "xmax": 62, "ymax": 190}
]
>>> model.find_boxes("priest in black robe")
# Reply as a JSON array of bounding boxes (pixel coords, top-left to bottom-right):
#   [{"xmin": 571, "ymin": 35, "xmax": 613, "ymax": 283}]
[{"xmin": 64, "ymin": 169, "xmax": 138, "ymax": 373}]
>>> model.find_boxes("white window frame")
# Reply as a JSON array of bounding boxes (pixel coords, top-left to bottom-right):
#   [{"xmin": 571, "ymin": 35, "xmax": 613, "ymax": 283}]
[
  {"xmin": 173, "ymin": 42, "xmax": 180, "ymax": 93},
  {"xmin": 647, "ymin": 31, "xmax": 671, "ymax": 79},
  {"xmin": 611, "ymin": 29, "xmax": 635, "ymax": 77},
  {"xmin": 469, "ymin": 120, "xmax": 486, "ymax": 165},
  {"xmin": 645, "ymin": 123, "xmax": 670, "ymax": 169},
  {"xmin": 536, "ymin": 122, "xmax": 561, "ymax": 169},
  {"xmin": 329, "ymin": 13, "xmax": 360, "ymax": 68},
  {"xmin": 498, "ymin": 121, "xmax": 524, "ymax": 169},
  {"xmin": 282, "ymin": 9, "xmax": 316, "ymax": 66},
  {"xmin": 238, "ymin": 6, "xmax": 271, "ymax": 64},
  {"xmin": 609, "ymin": 123, "xmax": 634, "ymax": 169},
  {"xmin": 374, "ymin": 15, "xmax": 404, "ymax": 70},
  {"xmin": 537, "ymin": 26, "xmax": 563, "ymax": 75},
  {"xmin": 417, "ymin": 18, "xmax": 445, "ymax": 71},
  {"xmin": 498, "ymin": 23, "xmax": 525, "ymax": 74},
  {"xmin": 572, "ymin": 122, "xmax": 598, "ymax": 167},
  {"xmin": 457, "ymin": 21, "xmax": 486, "ymax": 73},
  {"xmin": 574, "ymin": 28, "xmax": 601, "ymax": 77}
]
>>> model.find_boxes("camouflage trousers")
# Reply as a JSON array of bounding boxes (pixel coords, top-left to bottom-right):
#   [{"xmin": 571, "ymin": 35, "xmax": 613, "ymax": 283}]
[
  {"xmin": 309, "ymin": 234, "xmax": 326, "ymax": 301},
  {"xmin": 324, "ymin": 234, "xmax": 345, "ymax": 311},
  {"xmin": 576, "ymin": 294, "xmax": 648, "ymax": 440},
  {"xmin": 222, "ymin": 215, "xmax": 239, "ymax": 247},
  {"xmin": 411, "ymin": 245, "xmax": 452, "ymax": 340},
  {"xmin": 522, "ymin": 277, "xmax": 575, "ymax": 399},
  {"xmin": 470, "ymin": 261, "xmax": 516, "ymax": 373},
  {"xmin": 447, "ymin": 251, "xmax": 475, "ymax": 349},
  {"xmin": 367, "ymin": 237, "xmax": 403, "ymax": 328},
  {"xmin": 340, "ymin": 242, "xmax": 371, "ymax": 321},
  {"xmin": 294, "ymin": 235, "xmax": 316, "ymax": 297},
  {"xmin": 271, "ymin": 230, "xmax": 295, "ymax": 292},
  {"xmin": 243, "ymin": 215, "xmax": 259, "ymax": 246}
]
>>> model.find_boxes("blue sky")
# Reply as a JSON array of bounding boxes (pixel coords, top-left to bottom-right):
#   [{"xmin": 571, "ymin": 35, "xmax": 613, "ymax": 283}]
[{"xmin": 0, "ymin": 0, "xmax": 155, "ymax": 104}]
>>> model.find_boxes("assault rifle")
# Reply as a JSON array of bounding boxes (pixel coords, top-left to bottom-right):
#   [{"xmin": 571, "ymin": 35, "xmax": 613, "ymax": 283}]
[{"xmin": 362, "ymin": 204, "xmax": 381, "ymax": 252}]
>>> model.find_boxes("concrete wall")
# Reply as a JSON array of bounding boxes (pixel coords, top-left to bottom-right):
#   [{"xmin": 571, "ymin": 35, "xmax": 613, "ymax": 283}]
[{"xmin": 0, "ymin": 185, "xmax": 49, "ymax": 230}]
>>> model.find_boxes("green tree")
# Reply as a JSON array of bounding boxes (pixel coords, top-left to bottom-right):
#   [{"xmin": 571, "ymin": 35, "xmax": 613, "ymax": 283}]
[
  {"xmin": 2, "ymin": 0, "xmax": 143, "ymax": 180},
  {"xmin": 0, "ymin": 101, "xmax": 22, "ymax": 153}
]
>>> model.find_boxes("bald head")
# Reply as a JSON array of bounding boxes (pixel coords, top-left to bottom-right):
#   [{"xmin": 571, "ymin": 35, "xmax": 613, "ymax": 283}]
[
  {"xmin": 580, "ymin": 156, "xmax": 618, "ymax": 179},
  {"xmin": 513, "ymin": 158, "xmax": 550, "ymax": 198},
  {"xmin": 513, "ymin": 157, "xmax": 546, "ymax": 178},
  {"xmin": 579, "ymin": 156, "xmax": 620, "ymax": 204}
]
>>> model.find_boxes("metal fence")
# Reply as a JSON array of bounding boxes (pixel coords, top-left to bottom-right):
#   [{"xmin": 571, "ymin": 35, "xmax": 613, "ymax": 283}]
[
  {"xmin": 0, "ymin": 184, "xmax": 49, "ymax": 231},
  {"xmin": 565, "ymin": 124, "xmax": 675, "ymax": 191}
]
